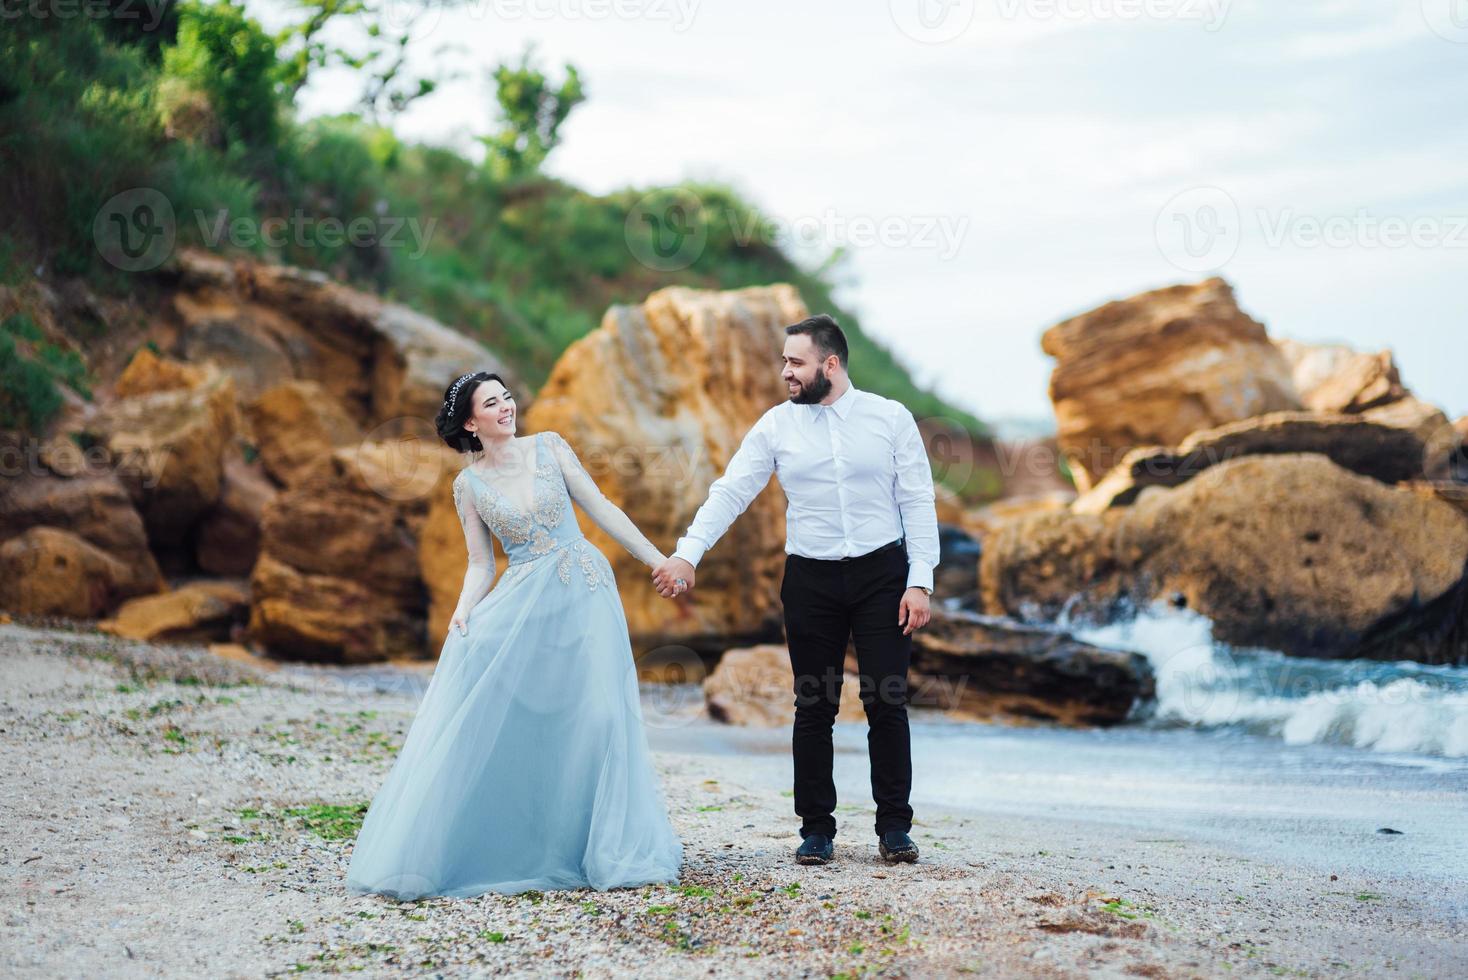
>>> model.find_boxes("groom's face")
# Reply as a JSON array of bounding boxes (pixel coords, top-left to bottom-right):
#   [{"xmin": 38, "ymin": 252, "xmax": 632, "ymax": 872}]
[{"xmin": 782, "ymin": 335, "xmax": 833, "ymax": 404}]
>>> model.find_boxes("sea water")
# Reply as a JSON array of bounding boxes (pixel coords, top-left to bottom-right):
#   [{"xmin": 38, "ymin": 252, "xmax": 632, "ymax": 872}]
[{"xmin": 1064, "ymin": 601, "xmax": 1468, "ymax": 759}]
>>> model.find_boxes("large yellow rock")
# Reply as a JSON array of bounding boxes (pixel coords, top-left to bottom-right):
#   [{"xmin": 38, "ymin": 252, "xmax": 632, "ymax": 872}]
[
  {"xmin": 248, "ymin": 552, "xmax": 419, "ymax": 664},
  {"xmin": 195, "ymin": 452, "xmax": 276, "ymax": 576},
  {"xmin": 524, "ymin": 284, "xmax": 808, "ymax": 654},
  {"xmin": 1358, "ymin": 396, "xmax": 1456, "ymax": 478},
  {"xmin": 173, "ymin": 248, "xmax": 521, "ymax": 430},
  {"xmin": 703, "ymin": 644, "xmax": 866, "ymax": 727},
  {"xmin": 86, "ymin": 359, "xmax": 239, "ymax": 547},
  {"xmin": 0, "ymin": 527, "xmax": 143, "ymax": 618},
  {"xmin": 982, "ymin": 453, "xmax": 1468, "ymax": 663},
  {"xmin": 1070, "ymin": 410, "xmax": 1430, "ymax": 514},
  {"xmin": 1042, "ymin": 278, "xmax": 1300, "ymax": 491},
  {"xmin": 0, "ymin": 472, "xmax": 165, "ymax": 606},
  {"xmin": 1274, "ymin": 337, "xmax": 1407, "ymax": 414},
  {"xmin": 98, "ymin": 580, "xmax": 250, "ymax": 643},
  {"xmin": 247, "ymin": 438, "xmax": 457, "ymax": 661},
  {"xmin": 244, "ymin": 380, "xmax": 363, "ymax": 488},
  {"xmin": 113, "ymin": 347, "xmax": 208, "ymax": 398}
]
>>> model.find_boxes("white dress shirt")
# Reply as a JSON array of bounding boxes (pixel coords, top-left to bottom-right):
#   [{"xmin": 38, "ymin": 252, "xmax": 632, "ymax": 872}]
[{"xmin": 672, "ymin": 384, "xmax": 940, "ymax": 591}]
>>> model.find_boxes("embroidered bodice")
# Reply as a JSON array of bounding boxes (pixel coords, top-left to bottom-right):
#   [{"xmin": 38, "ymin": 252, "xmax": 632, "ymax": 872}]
[{"xmin": 449, "ymin": 431, "xmax": 665, "ymax": 614}]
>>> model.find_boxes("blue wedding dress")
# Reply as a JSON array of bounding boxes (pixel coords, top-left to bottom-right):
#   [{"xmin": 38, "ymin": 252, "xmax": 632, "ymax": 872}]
[{"xmin": 345, "ymin": 430, "xmax": 684, "ymax": 900}]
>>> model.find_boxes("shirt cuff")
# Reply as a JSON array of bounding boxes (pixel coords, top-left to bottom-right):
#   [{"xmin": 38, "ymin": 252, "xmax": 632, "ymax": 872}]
[
  {"xmin": 672, "ymin": 537, "xmax": 707, "ymax": 568},
  {"xmin": 905, "ymin": 560, "xmax": 934, "ymax": 592}
]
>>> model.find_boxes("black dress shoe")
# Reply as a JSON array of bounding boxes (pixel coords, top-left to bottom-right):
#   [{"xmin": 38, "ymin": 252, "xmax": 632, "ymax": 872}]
[
  {"xmin": 795, "ymin": 833, "xmax": 834, "ymax": 864},
  {"xmin": 877, "ymin": 830, "xmax": 919, "ymax": 863}
]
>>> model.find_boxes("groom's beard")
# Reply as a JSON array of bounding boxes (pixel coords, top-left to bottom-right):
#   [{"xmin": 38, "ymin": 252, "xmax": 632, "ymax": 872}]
[{"xmin": 789, "ymin": 367, "xmax": 832, "ymax": 404}]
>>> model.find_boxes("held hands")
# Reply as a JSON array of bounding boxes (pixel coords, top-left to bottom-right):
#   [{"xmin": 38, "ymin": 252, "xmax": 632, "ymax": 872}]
[
  {"xmin": 651, "ymin": 556, "xmax": 695, "ymax": 599},
  {"xmin": 898, "ymin": 587, "xmax": 931, "ymax": 635}
]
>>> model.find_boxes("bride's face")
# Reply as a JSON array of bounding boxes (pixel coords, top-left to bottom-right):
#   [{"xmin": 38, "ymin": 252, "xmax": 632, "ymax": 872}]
[{"xmin": 464, "ymin": 379, "xmax": 517, "ymax": 442}]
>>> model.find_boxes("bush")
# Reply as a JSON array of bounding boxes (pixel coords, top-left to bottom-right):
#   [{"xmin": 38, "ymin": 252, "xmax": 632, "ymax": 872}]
[
  {"xmin": 0, "ymin": 330, "xmax": 64, "ymax": 434},
  {"xmin": 161, "ymin": 0, "xmax": 282, "ymax": 151}
]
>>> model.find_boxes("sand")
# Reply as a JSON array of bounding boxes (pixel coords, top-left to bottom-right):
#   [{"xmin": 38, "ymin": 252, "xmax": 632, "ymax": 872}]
[{"xmin": 2, "ymin": 620, "xmax": 1463, "ymax": 979}]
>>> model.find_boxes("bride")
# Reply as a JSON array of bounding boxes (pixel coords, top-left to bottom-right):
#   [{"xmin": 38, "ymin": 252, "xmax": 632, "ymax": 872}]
[{"xmin": 345, "ymin": 371, "xmax": 686, "ymax": 900}]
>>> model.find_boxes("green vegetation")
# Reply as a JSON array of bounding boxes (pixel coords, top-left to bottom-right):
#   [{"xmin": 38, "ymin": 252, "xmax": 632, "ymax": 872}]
[
  {"xmin": 1, "ymin": 2, "xmax": 990, "ymax": 487},
  {"xmin": 0, "ymin": 313, "xmax": 91, "ymax": 432},
  {"xmin": 235, "ymin": 801, "xmax": 369, "ymax": 840}
]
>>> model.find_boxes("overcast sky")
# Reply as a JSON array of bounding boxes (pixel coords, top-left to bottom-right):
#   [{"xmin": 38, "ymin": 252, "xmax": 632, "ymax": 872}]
[{"xmin": 252, "ymin": 0, "xmax": 1468, "ymax": 426}]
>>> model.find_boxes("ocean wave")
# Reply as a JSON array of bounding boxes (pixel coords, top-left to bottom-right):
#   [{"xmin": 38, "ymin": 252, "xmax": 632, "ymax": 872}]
[{"xmin": 1064, "ymin": 602, "xmax": 1468, "ymax": 758}]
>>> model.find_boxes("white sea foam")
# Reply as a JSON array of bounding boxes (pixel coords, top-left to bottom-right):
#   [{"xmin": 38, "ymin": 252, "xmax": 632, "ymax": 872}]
[{"xmin": 1064, "ymin": 602, "xmax": 1468, "ymax": 758}]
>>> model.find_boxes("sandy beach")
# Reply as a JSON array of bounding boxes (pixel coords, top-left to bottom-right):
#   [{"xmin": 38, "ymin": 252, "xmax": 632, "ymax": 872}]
[{"xmin": 3, "ymin": 620, "xmax": 1464, "ymax": 979}]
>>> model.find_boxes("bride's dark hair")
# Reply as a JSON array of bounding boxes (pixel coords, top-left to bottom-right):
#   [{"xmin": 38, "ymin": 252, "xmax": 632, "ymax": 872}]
[{"xmin": 435, "ymin": 371, "xmax": 507, "ymax": 454}]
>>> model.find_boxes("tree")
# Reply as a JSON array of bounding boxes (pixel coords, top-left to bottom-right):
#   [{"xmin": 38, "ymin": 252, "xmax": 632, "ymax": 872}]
[
  {"xmin": 161, "ymin": 0, "xmax": 282, "ymax": 149},
  {"xmin": 273, "ymin": 0, "xmax": 462, "ymax": 124},
  {"xmin": 478, "ymin": 45, "xmax": 585, "ymax": 181}
]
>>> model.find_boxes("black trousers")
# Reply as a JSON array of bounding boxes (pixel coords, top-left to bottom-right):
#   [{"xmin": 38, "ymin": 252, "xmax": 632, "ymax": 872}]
[{"xmin": 780, "ymin": 542, "xmax": 914, "ymax": 840}]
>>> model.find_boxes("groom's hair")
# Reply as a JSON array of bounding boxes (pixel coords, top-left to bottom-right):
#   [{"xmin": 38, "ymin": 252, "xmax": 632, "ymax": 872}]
[{"xmin": 786, "ymin": 314, "xmax": 848, "ymax": 368}]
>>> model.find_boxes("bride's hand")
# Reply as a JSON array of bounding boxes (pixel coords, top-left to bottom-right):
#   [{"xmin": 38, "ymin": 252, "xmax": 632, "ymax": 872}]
[{"xmin": 448, "ymin": 610, "xmax": 468, "ymax": 636}]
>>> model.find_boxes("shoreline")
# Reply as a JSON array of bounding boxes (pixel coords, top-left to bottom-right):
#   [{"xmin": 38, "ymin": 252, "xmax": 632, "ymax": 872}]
[{"xmin": 2, "ymin": 621, "xmax": 1464, "ymax": 978}]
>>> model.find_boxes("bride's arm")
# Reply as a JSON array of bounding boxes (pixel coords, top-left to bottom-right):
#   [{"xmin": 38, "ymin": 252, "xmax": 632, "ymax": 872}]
[
  {"xmin": 542, "ymin": 431, "xmax": 665, "ymax": 569},
  {"xmin": 450, "ymin": 470, "xmax": 495, "ymax": 628}
]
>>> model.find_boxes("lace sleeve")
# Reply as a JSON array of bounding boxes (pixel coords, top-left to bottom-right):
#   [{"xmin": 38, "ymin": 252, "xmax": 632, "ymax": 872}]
[
  {"xmin": 543, "ymin": 431, "xmax": 665, "ymax": 568},
  {"xmin": 452, "ymin": 470, "xmax": 495, "ymax": 619}
]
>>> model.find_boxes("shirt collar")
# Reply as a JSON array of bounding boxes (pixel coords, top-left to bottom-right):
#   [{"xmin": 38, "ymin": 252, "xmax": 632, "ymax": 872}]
[{"xmin": 807, "ymin": 383, "xmax": 859, "ymax": 421}]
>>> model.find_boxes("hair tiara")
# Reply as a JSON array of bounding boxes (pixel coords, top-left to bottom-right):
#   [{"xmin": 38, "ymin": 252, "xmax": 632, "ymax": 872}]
[{"xmin": 444, "ymin": 372, "xmax": 476, "ymax": 408}]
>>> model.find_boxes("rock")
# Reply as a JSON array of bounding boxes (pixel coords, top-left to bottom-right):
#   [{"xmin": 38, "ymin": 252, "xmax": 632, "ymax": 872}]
[
  {"xmin": 0, "ymin": 472, "xmax": 165, "ymax": 602},
  {"xmin": 1071, "ymin": 411, "xmax": 1429, "ymax": 513},
  {"xmin": 524, "ymin": 284, "xmax": 808, "ymax": 655},
  {"xmin": 983, "ymin": 453, "xmax": 1468, "ymax": 663},
  {"xmin": 247, "ymin": 441, "xmax": 441, "ymax": 661},
  {"xmin": 933, "ymin": 484, "xmax": 965, "ymax": 526},
  {"xmin": 248, "ymin": 552, "xmax": 420, "ymax": 664},
  {"xmin": 113, "ymin": 347, "xmax": 208, "ymax": 398},
  {"xmin": 982, "ymin": 435, "xmax": 1076, "ymax": 500},
  {"xmin": 1454, "ymin": 416, "xmax": 1468, "ymax": 482},
  {"xmin": 1274, "ymin": 337, "xmax": 1408, "ymax": 413},
  {"xmin": 207, "ymin": 642, "xmax": 276, "ymax": 670},
  {"xmin": 172, "ymin": 291, "xmax": 299, "ymax": 403},
  {"xmin": 258, "ymin": 456, "xmax": 424, "ymax": 593},
  {"xmin": 194, "ymin": 453, "xmax": 276, "ymax": 576},
  {"xmin": 1401, "ymin": 480, "xmax": 1468, "ymax": 522},
  {"xmin": 1358, "ymin": 396, "xmax": 1455, "ymax": 478},
  {"xmin": 1042, "ymin": 278, "xmax": 1301, "ymax": 491},
  {"xmin": 934, "ymin": 525, "xmax": 981, "ymax": 608},
  {"xmin": 172, "ymin": 248, "xmax": 521, "ymax": 429},
  {"xmin": 979, "ymin": 508, "xmax": 1126, "ymax": 626},
  {"xmin": 703, "ymin": 644, "xmax": 866, "ymax": 727},
  {"xmin": 85, "ymin": 359, "xmax": 239, "ymax": 548},
  {"xmin": 243, "ymin": 381, "xmax": 363, "ymax": 488},
  {"xmin": 0, "ymin": 527, "xmax": 144, "ymax": 618},
  {"xmin": 910, "ymin": 610, "xmax": 1154, "ymax": 726},
  {"xmin": 960, "ymin": 491, "xmax": 1075, "ymax": 543},
  {"xmin": 98, "ymin": 580, "xmax": 251, "ymax": 643}
]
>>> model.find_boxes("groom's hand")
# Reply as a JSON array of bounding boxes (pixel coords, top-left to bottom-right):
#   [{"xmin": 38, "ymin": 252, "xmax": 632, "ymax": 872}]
[
  {"xmin": 898, "ymin": 587, "xmax": 931, "ymax": 635},
  {"xmin": 652, "ymin": 557, "xmax": 696, "ymax": 598}
]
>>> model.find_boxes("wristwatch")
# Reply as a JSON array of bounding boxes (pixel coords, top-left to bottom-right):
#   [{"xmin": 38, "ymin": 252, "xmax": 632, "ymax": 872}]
[{"xmin": 916, "ymin": 586, "xmax": 932, "ymax": 596}]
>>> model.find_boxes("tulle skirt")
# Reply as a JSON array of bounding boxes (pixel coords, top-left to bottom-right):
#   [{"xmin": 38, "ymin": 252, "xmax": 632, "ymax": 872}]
[{"xmin": 345, "ymin": 537, "xmax": 684, "ymax": 900}]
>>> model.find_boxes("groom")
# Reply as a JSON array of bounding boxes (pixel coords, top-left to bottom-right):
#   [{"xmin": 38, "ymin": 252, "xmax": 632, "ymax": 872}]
[{"xmin": 652, "ymin": 314, "xmax": 939, "ymax": 866}]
